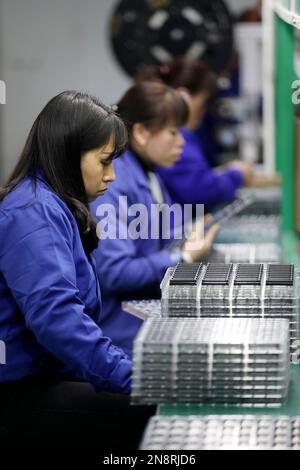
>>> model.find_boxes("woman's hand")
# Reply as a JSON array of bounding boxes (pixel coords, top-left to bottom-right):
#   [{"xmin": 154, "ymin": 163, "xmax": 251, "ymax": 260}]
[
  {"xmin": 226, "ymin": 161, "xmax": 254, "ymax": 186},
  {"xmin": 246, "ymin": 173, "xmax": 281, "ymax": 188},
  {"xmin": 181, "ymin": 214, "xmax": 219, "ymax": 262}
]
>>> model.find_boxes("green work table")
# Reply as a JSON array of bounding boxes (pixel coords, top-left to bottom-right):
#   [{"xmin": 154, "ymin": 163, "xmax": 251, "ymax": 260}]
[{"xmin": 158, "ymin": 365, "xmax": 300, "ymax": 417}]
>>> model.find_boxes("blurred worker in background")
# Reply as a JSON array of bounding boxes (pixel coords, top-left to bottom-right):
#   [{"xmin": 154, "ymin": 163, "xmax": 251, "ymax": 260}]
[
  {"xmin": 91, "ymin": 81, "xmax": 219, "ymax": 357},
  {"xmin": 136, "ymin": 58, "xmax": 254, "ymax": 213}
]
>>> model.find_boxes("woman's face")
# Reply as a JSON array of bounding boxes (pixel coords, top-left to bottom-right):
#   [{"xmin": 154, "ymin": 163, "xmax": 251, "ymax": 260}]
[
  {"xmin": 80, "ymin": 138, "xmax": 116, "ymax": 202},
  {"xmin": 142, "ymin": 125, "xmax": 185, "ymax": 168}
]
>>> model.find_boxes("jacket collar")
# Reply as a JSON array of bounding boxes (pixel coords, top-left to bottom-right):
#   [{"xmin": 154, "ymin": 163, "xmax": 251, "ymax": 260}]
[
  {"xmin": 123, "ymin": 150, "xmax": 152, "ymax": 191},
  {"xmin": 30, "ymin": 166, "xmax": 48, "ymax": 183}
]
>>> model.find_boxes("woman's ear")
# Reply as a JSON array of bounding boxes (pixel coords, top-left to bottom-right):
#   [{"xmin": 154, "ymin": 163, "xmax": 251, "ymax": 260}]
[{"xmin": 132, "ymin": 123, "xmax": 151, "ymax": 147}]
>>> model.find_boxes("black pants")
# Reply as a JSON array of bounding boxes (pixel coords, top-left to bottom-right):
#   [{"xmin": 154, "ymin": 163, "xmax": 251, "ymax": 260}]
[{"xmin": 0, "ymin": 378, "xmax": 156, "ymax": 449}]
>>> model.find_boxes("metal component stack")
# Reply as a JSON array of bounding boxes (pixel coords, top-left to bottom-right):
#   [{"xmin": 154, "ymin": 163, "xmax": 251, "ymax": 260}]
[
  {"xmin": 216, "ymin": 215, "xmax": 280, "ymax": 243},
  {"xmin": 132, "ymin": 317, "xmax": 290, "ymax": 406},
  {"xmin": 205, "ymin": 243, "xmax": 282, "ymax": 263},
  {"xmin": 122, "ymin": 299, "xmax": 162, "ymax": 321},
  {"xmin": 161, "ymin": 263, "xmax": 203, "ymax": 317},
  {"xmin": 204, "ymin": 193, "xmax": 256, "ymax": 231},
  {"xmin": 237, "ymin": 187, "xmax": 281, "ymax": 216},
  {"xmin": 140, "ymin": 415, "xmax": 300, "ymax": 450},
  {"xmin": 160, "ymin": 263, "xmax": 299, "ymax": 362}
]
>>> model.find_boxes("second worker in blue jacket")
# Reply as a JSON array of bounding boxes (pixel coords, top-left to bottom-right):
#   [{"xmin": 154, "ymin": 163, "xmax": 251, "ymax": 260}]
[{"xmin": 91, "ymin": 81, "xmax": 219, "ymax": 357}]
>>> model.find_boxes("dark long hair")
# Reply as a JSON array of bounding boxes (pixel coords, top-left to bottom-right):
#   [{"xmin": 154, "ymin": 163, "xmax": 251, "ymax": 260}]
[
  {"xmin": 117, "ymin": 81, "xmax": 188, "ymax": 135},
  {"xmin": 0, "ymin": 91, "xmax": 128, "ymax": 255},
  {"xmin": 136, "ymin": 57, "xmax": 217, "ymax": 97}
]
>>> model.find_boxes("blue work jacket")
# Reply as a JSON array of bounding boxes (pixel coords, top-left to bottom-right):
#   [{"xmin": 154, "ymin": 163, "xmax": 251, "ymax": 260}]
[
  {"xmin": 0, "ymin": 170, "xmax": 131, "ymax": 393},
  {"xmin": 91, "ymin": 150, "xmax": 177, "ymax": 357},
  {"xmin": 157, "ymin": 128, "xmax": 244, "ymax": 212}
]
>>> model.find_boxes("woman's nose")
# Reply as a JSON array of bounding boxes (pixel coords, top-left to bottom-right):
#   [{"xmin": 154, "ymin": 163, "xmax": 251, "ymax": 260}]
[
  {"xmin": 178, "ymin": 133, "xmax": 185, "ymax": 147},
  {"xmin": 104, "ymin": 163, "xmax": 115, "ymax": 182}
]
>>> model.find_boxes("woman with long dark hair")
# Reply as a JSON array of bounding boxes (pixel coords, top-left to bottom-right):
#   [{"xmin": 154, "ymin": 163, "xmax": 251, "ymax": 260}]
[
  {"xmin": 0, "ymin": 91, "xmax": 154, "ymax": 448},
  {"xmin": 91, "ymin": 81, "xmax": 218, "ymax": 358}
]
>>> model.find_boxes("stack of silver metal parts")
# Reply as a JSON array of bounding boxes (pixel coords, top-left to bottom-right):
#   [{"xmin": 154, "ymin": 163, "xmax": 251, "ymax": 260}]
[
  {"xmin": 140, "ymin": 415, "xmax": 300, "ymax": 450},
  {"xmin": 206, "ymin": 243, "xmax": 282, "ymax": 264},
  {"xmin": 160, "ymin": 262, "xmax": 299, "ymax": 362},
  {"xmin": 216, "ymin": 215, "xmax": 280, "ymax": 244},
  {"xmin": 122, "ymin": 299, "xmax": 161, "ymax": 319},
  {"xmin": 135, "ymin": 189, "xmax": 289, "ymax": 447},
  {"xmin": 132, "ymin": 317, "xmax": 290, "ymax": 406},
  {"xmin": 122, "ymin": 299, "xmax": 162, "ymax": 321},
  {"xmin": 237, "ymin": 187, "xmax": 281, "ymax": 216}
]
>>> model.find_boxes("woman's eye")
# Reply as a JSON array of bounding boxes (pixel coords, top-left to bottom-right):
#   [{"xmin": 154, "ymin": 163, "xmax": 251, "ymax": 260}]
[{"xmin": 101, "ymin": 159, "xmax": 111, "ymax": 166}]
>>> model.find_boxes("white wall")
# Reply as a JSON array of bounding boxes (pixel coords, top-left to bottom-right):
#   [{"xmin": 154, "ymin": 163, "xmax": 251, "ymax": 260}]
[
  {"xmin": 226, "ymin": 0, "xmax": 257, "ymax": 15},
  {"xmin": 0, "ymin": 0, "xmax": 131, "ymax": 181},
  {"xmin": 0, "ymin": 0, "xmax": 258, "ymax": 181}
]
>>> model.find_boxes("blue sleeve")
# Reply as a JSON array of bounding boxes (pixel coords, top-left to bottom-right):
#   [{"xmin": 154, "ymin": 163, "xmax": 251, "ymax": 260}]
[
  {"xmin": 0, "ymin": 202, "xmax": 132, "ymax": 394},
  {"xmin": 159, "ymin": 140, "xmax": 244, "ymax": 209},
  {"xmin": 92, "ymin": 190, "xmax": 174, "ymax": 296}
]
